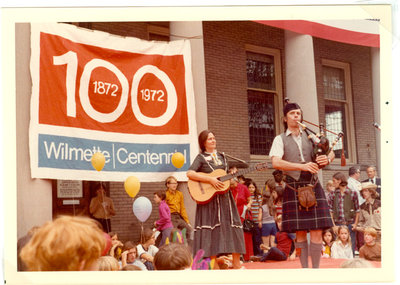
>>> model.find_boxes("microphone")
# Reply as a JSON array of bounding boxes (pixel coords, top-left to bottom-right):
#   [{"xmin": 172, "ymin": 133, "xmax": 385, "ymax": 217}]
[{"xmin": 373, "ymin": 122, "xmax": 381, "ymax": 130}]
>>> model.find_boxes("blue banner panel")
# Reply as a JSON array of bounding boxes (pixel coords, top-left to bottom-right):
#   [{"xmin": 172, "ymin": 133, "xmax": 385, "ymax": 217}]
[{"xmin": 38, "ymin": 134, "xmax": 190, "ymax": 172}]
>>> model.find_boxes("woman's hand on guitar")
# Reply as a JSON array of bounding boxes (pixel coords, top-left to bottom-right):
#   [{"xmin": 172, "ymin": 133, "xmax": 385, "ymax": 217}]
[
  {"xmin": 209, "ymin": 176, "xmax": 224, "ymax": 190},
  {"xmin": 302, "ymin": 162, "xmax": 319, "ymax": 174}
]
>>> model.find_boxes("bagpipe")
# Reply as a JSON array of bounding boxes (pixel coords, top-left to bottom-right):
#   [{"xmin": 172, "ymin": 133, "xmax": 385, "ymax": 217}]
[
  {"xmin": 297, "ymin": 120, "xmax": 345, "ymax": 167},
  {"xmin": 284, "ymin": 97, "xmax": 346, "ymax": 167}
]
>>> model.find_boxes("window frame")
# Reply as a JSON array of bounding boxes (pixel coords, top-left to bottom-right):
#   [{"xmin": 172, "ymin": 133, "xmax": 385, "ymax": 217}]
[
  {"xmin": 147, "ymin": 24, "xmax": 170, "ymax": 41},
  {"xmin": 321, "ymin": 58, "xmax": 357, "ymax": 164},
  {"xmin": 245, "ymin": 44, "xmax": 284, "ymax": 160}
]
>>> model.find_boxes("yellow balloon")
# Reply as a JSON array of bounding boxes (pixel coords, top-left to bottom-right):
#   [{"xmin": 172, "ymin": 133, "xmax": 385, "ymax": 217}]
[
  {"xmin": 124, "ymin": 176, "xmax": 140, "ymax": 198},
  {"xmin": 171, "ymin": 152, "xmax": 185, "ymax": 168},
  {"xmin": 91, "ymin": 152, "xmax": 105, "ymax": 171}
]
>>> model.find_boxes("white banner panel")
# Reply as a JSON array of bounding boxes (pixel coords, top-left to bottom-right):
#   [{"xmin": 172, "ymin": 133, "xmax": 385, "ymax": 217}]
[{"xmin": 29, "ymin": 23, "xmax": 198, "ymax": 182}]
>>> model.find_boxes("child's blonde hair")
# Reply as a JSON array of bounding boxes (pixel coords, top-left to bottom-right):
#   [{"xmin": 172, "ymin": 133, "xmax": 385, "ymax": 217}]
[
  {"xmin": 97, "ymin": 256, "xmax": 119, "ymax": 271},
  {"xmin": 20, "ymin": 216, "xmax": 105, "ymax": 271},
  {"xmin": 363, "ymin": 227, "xmax": 378, "ymax": 238},
  {"xmin": 154, "ymin": 243, "xmax": 192, "ymax": 270},
  {"xmin": 326, "ymin": 180, "xmax": 334, "ymax": 188},
  {"xmin": 337, "ymin": 225, "xmax": 351, "ymax": 243}
]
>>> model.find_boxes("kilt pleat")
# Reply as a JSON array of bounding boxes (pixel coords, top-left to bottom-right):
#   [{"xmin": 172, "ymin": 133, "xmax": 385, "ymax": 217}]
[{"xmin": 282, "ymin": 173, "xmax": 333, "ymax": 233}]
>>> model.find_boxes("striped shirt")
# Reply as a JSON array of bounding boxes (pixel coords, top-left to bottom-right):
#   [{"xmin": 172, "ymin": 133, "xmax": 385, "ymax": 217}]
[{"xmin": 250, "ymin": 193, "xmax": 262, "ymax": 222}]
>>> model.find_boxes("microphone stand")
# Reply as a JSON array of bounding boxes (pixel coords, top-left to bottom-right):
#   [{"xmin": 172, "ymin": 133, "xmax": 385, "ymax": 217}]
[{"xmin": 223, "ymin": 153, "xmax": 249, "ymax": 168}]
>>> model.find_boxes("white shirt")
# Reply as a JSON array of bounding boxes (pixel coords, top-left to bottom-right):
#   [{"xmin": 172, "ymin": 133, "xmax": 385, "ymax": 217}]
[
  {"xmin": 331, "ymin": 240, "xmax": 353, "ymax": 259},
  {"xmin": 269, "ymin": 129, "xmax": 305, "ymax": 162},
  {"xmin": 137, "ymin": 244, "xmax": 159, "ymax": 264},
  {"xmin": 347, "ymin": 176, "xmax": 364, "ymax": 205}
]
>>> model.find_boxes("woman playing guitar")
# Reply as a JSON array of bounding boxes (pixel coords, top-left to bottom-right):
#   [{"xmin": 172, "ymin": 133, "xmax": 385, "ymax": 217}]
[{"xmin": 187, "ymin": 130, "xmax": 245, "ymax": 269}]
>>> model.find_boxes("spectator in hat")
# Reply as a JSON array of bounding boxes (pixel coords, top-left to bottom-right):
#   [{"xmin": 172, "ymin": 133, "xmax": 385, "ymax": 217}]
[
  {"xmin": 362, "ymin": 166, "xmax": 381, "ymax": 199},
  {"xmin": 355, "ymin": 181, "xmax": 381, "ymax": 247}
]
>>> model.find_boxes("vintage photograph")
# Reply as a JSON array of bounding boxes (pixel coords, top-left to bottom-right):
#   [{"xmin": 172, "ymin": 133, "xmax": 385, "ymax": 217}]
[{"xmin": 2, "ymin": 2, "xmax": 396, "ymax": 284}]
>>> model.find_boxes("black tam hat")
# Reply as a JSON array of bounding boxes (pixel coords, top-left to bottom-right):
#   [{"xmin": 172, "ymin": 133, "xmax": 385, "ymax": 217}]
[{"xmin": 283, "ymin": 102, "xmax": 301, "ymax": 116}]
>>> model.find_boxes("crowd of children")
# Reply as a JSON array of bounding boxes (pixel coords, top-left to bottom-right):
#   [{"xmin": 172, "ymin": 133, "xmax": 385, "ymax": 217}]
[{"xmin": 18, "ymin": 165, "xmax": 381, "ymax": 271}]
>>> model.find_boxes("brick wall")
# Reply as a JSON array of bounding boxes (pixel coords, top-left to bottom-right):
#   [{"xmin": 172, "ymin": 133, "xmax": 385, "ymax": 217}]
[
  {"xmin": 313, "ymin": 38, "xmax": 378, "ymax": 172},
  {"xmin": 202, "ymin": 21, "xmax": 286, "ymax": 190},
  {"xmin": 75, "ymin": 21, "xmax": 378, "ymax": 242}
]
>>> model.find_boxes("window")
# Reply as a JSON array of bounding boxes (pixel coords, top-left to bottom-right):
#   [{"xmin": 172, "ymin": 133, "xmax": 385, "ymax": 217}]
[
  {"xmin": 246, "ymin": 45, "xmax": 283, "ymax": 157},
  {"xmin": 322, "ymin": 59, "xmax": 356, "ymax": 162}
]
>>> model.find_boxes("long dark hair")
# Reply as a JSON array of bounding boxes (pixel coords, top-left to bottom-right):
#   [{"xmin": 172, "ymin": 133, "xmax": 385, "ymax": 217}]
[
  {"xmin": 198, "ymin": 130, "xmax": 214, "ymax": 152},
  {"xmin": 333, "ymin": 172, "xmax": 348, "ymax": 187},
  {"xmin": 244, "ymin": 179, "xmax": 261, "ymax": 197}
]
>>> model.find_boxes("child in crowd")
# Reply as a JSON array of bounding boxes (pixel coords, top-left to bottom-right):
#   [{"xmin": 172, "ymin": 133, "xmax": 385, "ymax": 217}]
[
  {"xmin": 154, "ymin": 190, "xmax": 174, "ymax": 247},
  {"xmin": 121, "ymin": 264, "xmax": 142, "ymax": 270},
  {"xmin": 20, "ymin": 216, "xmax": 106, "ymax": 271},
  {"xmin": 120, "ymin": 241, "xmax": 147, "ymax": 270},
  {"xmin": 154, "ymin": 243, "xmax": 192, "ymax": 270},
  {"xmin": 260, "ymin": 194, "xmax": 278, "ymax": 248},
  {"xmin": 270, "ymin": 186, "xmax": 283, "ymax": 220},
  {"xmin": 97, "ymin": 256, "xmax": 119, "ymax": 271},
  {"xmin": 325, "ymin": 180, "xmax": 335, "ymax": 198},
  {"xmin": 359, "ymin": 227, "xmax": 381, "ymax": 261},
  {"xmin": 107, "ymin": 231, "xmax": 123, "ymax": 260},
  {"xmin": 340, "ymin": 258, "xmax": 374, "ymax": 268},
  {"xmin": 245, "ymin": 179, "xmax": 263, "ymax": 256},
  {"xmin": 256, "ymin": 215, "xmax": 296, "ymax": 262},
  {"xmin": 331, "ymin": 226, "xmax": 353, "ymax": 259},
  {"xmin": 137, "ymin": 228, "xmax": 159, "ymax": 270},
  {"xmin": 321, "ymin": 228, "xmax": 336, "ymax": 258}
]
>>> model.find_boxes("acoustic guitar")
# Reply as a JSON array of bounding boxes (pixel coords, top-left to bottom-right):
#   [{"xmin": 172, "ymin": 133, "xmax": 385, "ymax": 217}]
[{"xmin": 188, "ymin": 162, "xmax": 269, "ymax": 204}]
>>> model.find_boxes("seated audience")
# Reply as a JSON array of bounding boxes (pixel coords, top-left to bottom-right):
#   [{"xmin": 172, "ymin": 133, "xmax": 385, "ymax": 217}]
[
  {"xmin": 331, "ymin": 226, "xmax": 353, "ymax": 259},
  {"xmin": 154, "ymin": 243, "xmax": 192, "ymax": 270},
  {"xmin": 321, "ymin": 227, "xmax": 336, "ymax": 258},
  {"xmin": 20, "ymin": 216, "xmax": 106, "ymax": 271},
  {"xmin": 97, "ymin": 256, "xmax": 119, "ymax": 271},
  {"xmin": 17, "ymin": 226, "xmax": 40, "ymax": 271},
  {"xmin": 120, "ymin": 241, "xmax": 147, "ymax": 270},
  {"xmin": 359, "ymin": 227, "xmax": 381, "ymax": 261},
  {"xmin": 340, "ymin": 258, "xmax": 374, "ymax": 268},
  {"xmin": 255, "ymin": 215, "xmax": 296, "ymax": 262},
  {"xmin": 121, "ymin": 264, "xmax": 142, "ymax": 270},
  {"xmin": 137, "ymin": 228, "xmax": 159, "ymax": 270}
]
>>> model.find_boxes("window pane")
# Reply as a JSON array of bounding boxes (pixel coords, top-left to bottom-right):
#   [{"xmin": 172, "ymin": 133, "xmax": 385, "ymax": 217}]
[
  {"xmin": 325, "ymin": 101, "xmax": 348, "ymax": 158},
  {"xmin": 248, "ymin": 90, "xmax": 275, "ymax": 155},
  {"xmin": 246, "ymin": 52, "xmax": 275, "ymax": 90},
  {"xmin": 323, "ymin": 66, "xmax": 345, "ymax": 101}
]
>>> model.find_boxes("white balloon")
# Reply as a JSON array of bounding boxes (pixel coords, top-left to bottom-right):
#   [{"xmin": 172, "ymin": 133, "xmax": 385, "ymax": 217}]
[{"xmin": 132, "ymin": 196, "xmax": 152, "ymax": 222}]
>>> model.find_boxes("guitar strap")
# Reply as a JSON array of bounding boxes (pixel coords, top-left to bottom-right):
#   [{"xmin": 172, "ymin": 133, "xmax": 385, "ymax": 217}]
[{"xmin": 201, "ymin": 152, "xmax": 228, "ymax": 172}]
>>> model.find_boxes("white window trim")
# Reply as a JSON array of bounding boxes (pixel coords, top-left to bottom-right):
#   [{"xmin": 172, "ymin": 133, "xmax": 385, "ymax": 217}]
[
  {"xmin": 322, "ymin": 58, "xmax": 357, "ymax": 164},
  {"xmin": 245, "ymin": 44, "xmax": 284, "ymax": 160}
]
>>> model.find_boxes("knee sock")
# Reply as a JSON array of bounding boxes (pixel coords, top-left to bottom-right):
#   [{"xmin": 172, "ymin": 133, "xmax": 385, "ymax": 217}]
[
  {"xmin": 310, "ymin": 242, "xmax": 322, "ymax": 269},
  {"xmin": 295, "ymin": 241, "xmax": 308, "ymax": 268}
]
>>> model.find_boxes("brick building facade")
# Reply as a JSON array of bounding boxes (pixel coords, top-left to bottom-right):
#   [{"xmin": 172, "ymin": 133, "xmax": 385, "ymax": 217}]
[{"xmin": 16, "ymin": 20, "xmax": 380, "ymax": 243}]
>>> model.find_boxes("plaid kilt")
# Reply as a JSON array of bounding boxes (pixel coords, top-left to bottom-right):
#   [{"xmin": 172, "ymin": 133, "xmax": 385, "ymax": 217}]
[{"xmin": 281, "ymin": 172, "xmax": 333, "ymax": 233}]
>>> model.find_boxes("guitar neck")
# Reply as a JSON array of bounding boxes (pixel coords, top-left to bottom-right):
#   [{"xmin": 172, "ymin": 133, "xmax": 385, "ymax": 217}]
[{"xmin": 219, "ymin": 165, "xmax": 259, "ymax": 182}]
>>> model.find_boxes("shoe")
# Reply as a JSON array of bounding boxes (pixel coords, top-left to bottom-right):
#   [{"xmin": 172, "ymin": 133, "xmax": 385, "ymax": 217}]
[
  {"xmin": 354, "ymin": 250, "xmax": 359, "ymax": 256},
  {"xmin": 250, "ymin": 255, "xmax": 262, "ymax": 262}
]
